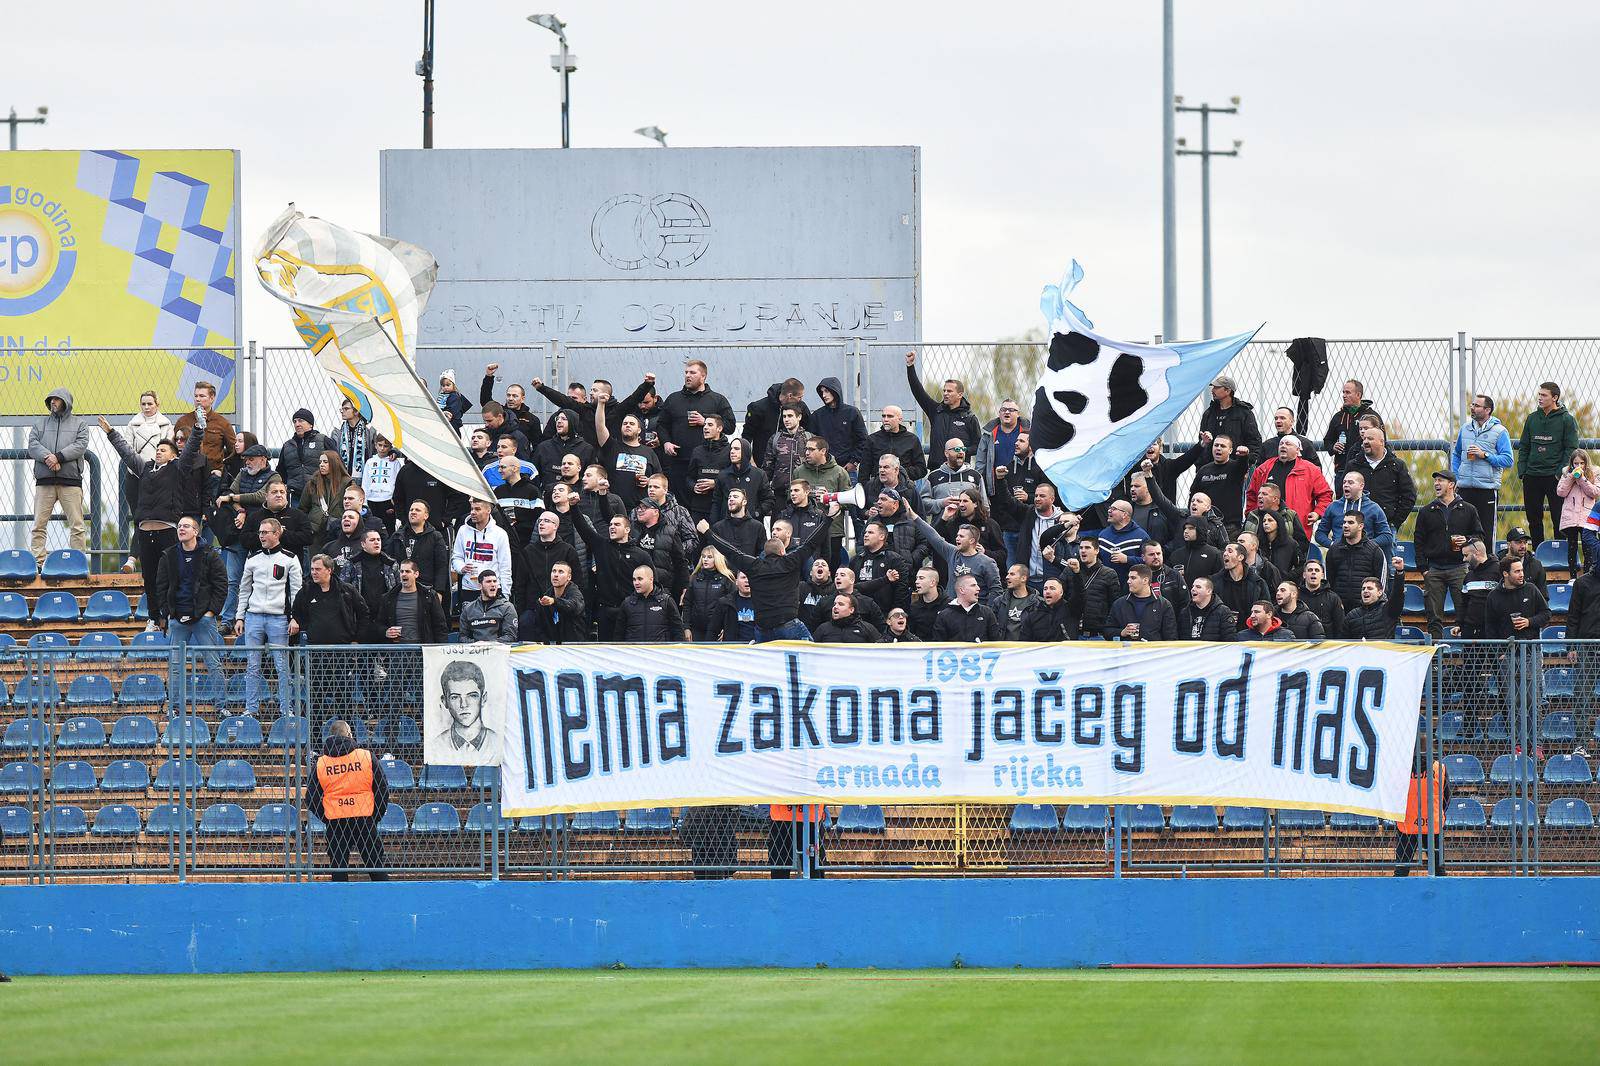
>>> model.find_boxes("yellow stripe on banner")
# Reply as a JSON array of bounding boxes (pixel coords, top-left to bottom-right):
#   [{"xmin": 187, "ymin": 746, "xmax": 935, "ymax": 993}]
[{"xmin": 502, "ymin": 795, "xmax": 1405, "ymax": 821}]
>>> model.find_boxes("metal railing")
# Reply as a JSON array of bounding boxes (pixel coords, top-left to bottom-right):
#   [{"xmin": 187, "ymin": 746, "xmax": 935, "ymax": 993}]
[{"xmin": 0, "ymin": 639, "xmax": 1594, "ymax": 883}]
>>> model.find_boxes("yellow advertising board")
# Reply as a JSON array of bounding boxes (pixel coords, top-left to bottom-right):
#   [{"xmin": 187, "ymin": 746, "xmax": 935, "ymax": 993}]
[{"xmin": 0, "ymin": 149, "xmax": 239, "ymax": 420}]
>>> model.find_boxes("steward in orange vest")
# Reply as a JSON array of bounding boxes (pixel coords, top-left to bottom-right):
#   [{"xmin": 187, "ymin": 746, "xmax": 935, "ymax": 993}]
[
  {"xmin": 1394, "ymin": 750, "xmax": 1449, "ymax": 876},
  {"xmin": 305, "ymin": 720, "xmax": 392, "ymax": 882}
]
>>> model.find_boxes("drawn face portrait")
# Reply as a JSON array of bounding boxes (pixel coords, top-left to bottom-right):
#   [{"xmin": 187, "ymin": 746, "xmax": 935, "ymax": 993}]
[{"xmin": 441, "ymin": 666, "xmax": 486, "ymax": 735}]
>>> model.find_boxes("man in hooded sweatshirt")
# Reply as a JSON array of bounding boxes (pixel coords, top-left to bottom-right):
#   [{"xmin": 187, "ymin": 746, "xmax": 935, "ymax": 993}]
[
  {"xmin": 1517, "ymin": 381, "xmax": 1581, "ymax": 546},
  {"xmin": 812, "ymin": 376, "xmax": 868, "ymax": 478},
  {"xmin": 27, "ymin": 387, "xmax": 91, "ymax": 561}
]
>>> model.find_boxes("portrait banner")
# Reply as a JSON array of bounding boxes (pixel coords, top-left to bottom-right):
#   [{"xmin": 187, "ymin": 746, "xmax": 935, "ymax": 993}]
[
  {"xmin": 423, "ymin": 642, "xmax": 509, "ymax": 767},
  {"xmin": 499, "ymin": 641, "xmax": 1436, "ymax": 819}
]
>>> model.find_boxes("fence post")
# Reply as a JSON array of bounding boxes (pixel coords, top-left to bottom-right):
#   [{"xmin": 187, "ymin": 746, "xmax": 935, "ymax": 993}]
[
  {"xmin": 1424, "ymin": 656, "xmax": 1438, "ymax": 877},
  {"xmin": 1112, "ymin": 803, "xmax": 1123, "ymax": 879}
]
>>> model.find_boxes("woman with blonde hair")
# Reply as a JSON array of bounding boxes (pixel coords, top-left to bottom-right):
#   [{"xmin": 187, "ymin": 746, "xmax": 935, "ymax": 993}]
[
  {"xmin": 682, "ymin": 544, "xmax": 734, "ymax": 641},
  {"xmin": 299, "ymin": 449, "xmax": 352, "ymax": 537},
  {"xmin": 1557, "ymin": 448, "xmax": 1599, "ymax": 573}
]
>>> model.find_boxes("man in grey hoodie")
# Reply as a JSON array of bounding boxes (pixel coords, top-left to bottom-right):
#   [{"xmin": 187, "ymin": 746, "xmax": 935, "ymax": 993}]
[{"xmin": 27, "ymin": 387, "xmax": 90, "ymax": 562}]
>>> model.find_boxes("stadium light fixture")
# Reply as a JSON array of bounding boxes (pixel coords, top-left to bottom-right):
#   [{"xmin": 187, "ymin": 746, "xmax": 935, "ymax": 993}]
[
  {"xmin": 527, "ymin": 14, "xmax": 574, "ymax": 148},
  {"xmin": 5, "ymin": 106, "xmax": 47, "ymax": 150},
  {"xmin": 1174, "ymin": 97, "xmax": 1242, "ymax": 339},
  {"xmin": 634, "ymin": 126, "xmax": 668, "ymax": 147}
]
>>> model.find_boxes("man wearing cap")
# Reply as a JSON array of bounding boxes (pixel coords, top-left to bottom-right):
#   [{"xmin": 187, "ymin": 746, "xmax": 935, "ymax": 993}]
[
  {"xmin": 335, "ymin": 396, "xmax": 377, "ymax": 476},
  {"xmin": 1498, "ymin": 527, "xmax": 1548, "ymax": 597},
  {"xmin": 1198, "ymin": 374, "xmax": 1262, "ymax": 463},
  {"xmin": 632, "ymin": 497, "xmax": 689, "ymax": 600},
  {"xmin": 277, "ymin": 409, "xmax": 336, "ymax": 500},
  {"xmin": 1413, "ymin": 469, "xmax": 1484, "ymax": 640},
  {"xmin": 215, "ymin": 442, "xmax": 278, "ymax": 620}
]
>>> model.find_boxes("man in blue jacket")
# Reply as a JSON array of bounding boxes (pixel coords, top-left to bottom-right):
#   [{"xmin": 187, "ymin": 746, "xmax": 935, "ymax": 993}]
[
  {"xmin": 1315, "ymin": 469, "xmax": 1396, "ymax": 560},
  {"xmin": 1450, "ymin": 393, "xmax": 1514, "ymax": 539}
]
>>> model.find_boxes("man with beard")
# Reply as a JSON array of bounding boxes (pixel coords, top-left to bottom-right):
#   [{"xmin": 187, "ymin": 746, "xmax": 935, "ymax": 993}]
[
  {"xmin": 1274, "ymin": 581, "xmax": 1326, "ymax": 639},
  {"xmin": 1298, "ymin": 559, "xmax": 1346, "ymax": 639},
  {"xmin": 864, "ymin": 403, "xmax": 927, "ymax": 481},
  {"xmin": 989, "ymin": 563, "xmax": 1041, "ymax": 640},
  {"xmin": 659, "ymin": 359, "xmax": 736, "ymax": 501},
  {"xmin": 595, "ymin": 398, "xmax": 661, "ymax": 512},
  {"xmin": 1019, "ymin": 576, "xmax": 1077, "ymax": 640},
  {"xmin": 814, "ymin": 593, "xmax": 882, "ymax": 643},
  {"xmin": 573, "ymin": 512, "xmax": 653, "ymax": 641},
  {"xmin": 854, "ymin": 520, "xmax": 911, "ymax": 617}
]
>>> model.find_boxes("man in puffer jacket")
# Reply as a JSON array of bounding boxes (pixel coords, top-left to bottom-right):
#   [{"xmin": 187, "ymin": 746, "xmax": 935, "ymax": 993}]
[
  {"xmin": 27, "ymin": 387, "xmax": 90, "ymax": 561},
  {"xmin": 458, "ymin": 569, "xmax": 518, "ymax": 643},
  {"xmin": 1450, "ymin": 394, "xmax": 1514, "ymax": 538}
]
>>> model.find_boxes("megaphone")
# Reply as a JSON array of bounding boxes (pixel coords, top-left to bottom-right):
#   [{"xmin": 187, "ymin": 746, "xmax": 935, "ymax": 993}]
[{"xmin": 817, "ymin": 484, "xmax": 867, "ymax": 509}]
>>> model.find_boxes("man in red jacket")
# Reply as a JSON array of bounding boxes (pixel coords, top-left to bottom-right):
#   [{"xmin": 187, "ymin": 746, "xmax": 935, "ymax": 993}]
[{"xmin": 1246, "ymin": 436, "xmax": 1333, "ymax": 534}]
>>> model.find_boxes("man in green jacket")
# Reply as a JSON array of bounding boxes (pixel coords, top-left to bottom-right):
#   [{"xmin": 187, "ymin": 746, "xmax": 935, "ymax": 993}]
[
  {"xmin": 792, "ymin": 434, "xmax": 852, "ymax": 565},
  {"xmin": 1518, "ymin": 381, "xmax": 1580, "ymax": 546}
]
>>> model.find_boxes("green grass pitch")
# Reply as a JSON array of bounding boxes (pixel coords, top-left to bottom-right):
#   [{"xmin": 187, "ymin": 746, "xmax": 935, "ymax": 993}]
[{"xmin": 8, "ymin": 969, "xmax": 1598, "ymax": 1064}]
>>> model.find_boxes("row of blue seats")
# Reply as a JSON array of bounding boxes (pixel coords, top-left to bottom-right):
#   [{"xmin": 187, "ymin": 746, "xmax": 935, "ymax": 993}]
[
  {"xmin": 0, "ymin": 802, "xmax": 643, "ymax": 838},
  {"xmin": 0, "ymin": 669, "xmax": 412, "ymax": 711},
  {"xmin": 1399, "ymin": 584, "xmax": 1577, "ymax": 616},
  {"xmin": 1005, "ymin": 798, "xmax": 1596, "ymax": 831},
  {"xmin": 1439, "ymin": 710, "xmax": 1600, "ymax": 743},
  {"xmin": 1392, "ymin": 539, "xmax": 1576, "ymax": 572},
  {"xmin": 1443, "ymin": 752, "xmax": 1597, "ymax": 784},
  {"xmin": 2, "ymin": 713, "xmax": 430, "ymax": 751},
  {"xmin": 0, "ymin": 548, "xmax": 89, "ymax": 582},
  {"xmin": 0, "ymin": 755, "xmax": 498, "ymax": 794},
  {"xmin": 0, "ymin": 589, "xmax": 136, "ymax": 625},
  {"xmin": 0, "ymin": 630, "xmax": 168, "ymax": 662}
]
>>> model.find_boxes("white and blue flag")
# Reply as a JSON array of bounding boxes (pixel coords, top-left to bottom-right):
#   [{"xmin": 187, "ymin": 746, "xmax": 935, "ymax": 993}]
[{"xmin": 1030, "ymin": 261, "xmax": 1261, "ymax": 511}]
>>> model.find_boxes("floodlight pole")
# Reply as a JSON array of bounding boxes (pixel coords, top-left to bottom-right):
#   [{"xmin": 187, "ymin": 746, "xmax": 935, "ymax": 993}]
[
  {"xmin": 1176, "ymin": 100, "xmax": 1240, "ymax": 340},
  {"xmin": 1161, "ymin": 0, "xmax": 1176, "ymax": 341}
]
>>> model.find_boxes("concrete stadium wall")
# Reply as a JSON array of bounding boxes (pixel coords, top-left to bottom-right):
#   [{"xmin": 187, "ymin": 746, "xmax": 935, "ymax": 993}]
[{"xmin": 3, "ymin": 878, "xmax": 1595, "ymax": 975}]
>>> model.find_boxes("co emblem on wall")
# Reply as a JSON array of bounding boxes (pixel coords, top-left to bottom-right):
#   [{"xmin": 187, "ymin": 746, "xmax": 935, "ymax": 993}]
[{"xmin": 590, "ymin": 193, "xmax": 711, "ymax": 271}]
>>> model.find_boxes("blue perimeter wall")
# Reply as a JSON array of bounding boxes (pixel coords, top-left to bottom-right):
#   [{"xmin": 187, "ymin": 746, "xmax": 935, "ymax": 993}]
[{"xmin": 3, "ymin": 878, "xmax": 1596, "ymax": 975}]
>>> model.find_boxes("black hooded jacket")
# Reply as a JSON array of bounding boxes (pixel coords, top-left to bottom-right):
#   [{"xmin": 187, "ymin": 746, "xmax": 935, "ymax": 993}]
[
  {"xmin": 305, "ymin": 734, "xmax": 389, "ymax": 823},
  {"xmin": 705, "ymin": 516, "xmax": 831, "ymax": 630},
  {"xmin": 811, "ymin": 377, "xmax": 868, "ymax": 467}
]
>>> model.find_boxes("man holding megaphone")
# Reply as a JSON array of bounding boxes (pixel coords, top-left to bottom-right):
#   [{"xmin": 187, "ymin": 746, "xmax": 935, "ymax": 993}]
[{"xmin": 793, "ymin": 435, "xmax": 854, "ymax": 565}]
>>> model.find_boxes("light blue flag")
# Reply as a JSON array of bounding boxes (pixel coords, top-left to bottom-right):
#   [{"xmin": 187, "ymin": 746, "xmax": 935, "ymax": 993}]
[{"xmin": 1030, "ymin": 261, "xmax": 1262, "ymax": 512}]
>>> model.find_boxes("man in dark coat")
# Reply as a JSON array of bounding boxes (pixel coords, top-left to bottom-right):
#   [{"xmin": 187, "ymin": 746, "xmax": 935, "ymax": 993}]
[
  {"xmin": 1198, "ymin": 374, "xmax": 1263, "ymax": 463},
  {"xmin": 812, "ymin": 376, "xmax": 868, "ymax": 475},
  {"xmin": 659, "ymin": 360, "xmax": 736, "ymax": 502},
  {"xmin": 905, "ymin": 350, "xmax": 979, "ymax": 460},
  {"xmin": 864, "ymin": 404, "xmax": 928, "ymax": 482}
]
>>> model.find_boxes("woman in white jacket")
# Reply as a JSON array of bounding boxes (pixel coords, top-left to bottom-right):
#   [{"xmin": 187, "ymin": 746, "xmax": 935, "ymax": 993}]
[{"xmin": 121, "ymin": 390, "xmax": 172, "ymax": 573}]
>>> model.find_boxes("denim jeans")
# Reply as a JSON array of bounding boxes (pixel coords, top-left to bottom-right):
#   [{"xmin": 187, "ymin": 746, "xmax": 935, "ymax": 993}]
[
  {"xmin": 241, "ymin": 611, "xmax": 291, "ymax": 714},
  {"xmin": 167, "ymin": 615, "xmax": 225, "ymax": 710},
  {"xmin": 220, "ymin": 545, "xmax": 246, "ymax": 624},
  {"xmin": 757, "ymin": 619, "xmax": 813, "ymax": 642}
]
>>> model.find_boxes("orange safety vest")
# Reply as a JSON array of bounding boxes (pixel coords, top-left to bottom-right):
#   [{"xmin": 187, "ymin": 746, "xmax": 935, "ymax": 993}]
[
  {"xmin": 316, "ymin": 747, "xmax": 376, "ymax": 820},
  {"xmin": 1398, "ymin": 761, "xmax": 1446, "ymax": 835},
  {"xmin": 770, "ymin": 803, "xmax": 825, "ymax": 822}
]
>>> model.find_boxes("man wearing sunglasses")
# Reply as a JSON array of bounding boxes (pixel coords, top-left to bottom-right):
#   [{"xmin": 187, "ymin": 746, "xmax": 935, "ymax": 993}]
[{"xmin": 926, "ymin": 437, "xmax": 988, "ymax": 513}]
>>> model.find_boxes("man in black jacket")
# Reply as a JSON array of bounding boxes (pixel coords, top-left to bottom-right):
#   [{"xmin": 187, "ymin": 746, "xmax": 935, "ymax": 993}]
[
  {"xmin": 905, "ymin": 351, "xmax": 979, "ymax": 460},
  {"xmin": 1325, "ymin": 513, "xmax": 1391, "ymax": 610},
  {"xmin": 1298, "ymin": 560, "xmax": 1346, "ymax": 639},
  {"xmin": 1198, "ymin": 374, "xmax": 1263, "ymax": 462},
  {"xmin": 1067, "ymin": 539, "xmax": 1120, "ymax": 640},
  {"xmin": 659, "ymin": 359, "xmax": 737, "ymax": 501},
  {"xmin": 814, "ymin": 593, "xmax": 883, "ymax": 643},
  {"xmin": 1019, "ymin": 577, "xmax": 1077, "ymax": 640},
  {"xmin": 480, "ymin": 362, "xmax": 542, "ymax": 440},
  {"xmin": 241, "ymin": 479, "xmax": 314, "ymax": 559},
  {"xmin": 1485, "ymin": 558, "xmax": 1550, "ymax": 641},
  {"xmin": 1323, "ymin": 379, "xmax": 1379, "ymax": 468},
  {"xmin": 1215, "ymin": 542, "xmax": 1270, "ymax": 631},
  {"xmin": 530, "ymin": 560, "xmax": 588, "ymax": 643},
  {"xmin": 1413, "ymin": 470, "xmax": 1483, "ymax": 640},
  {"xmin": 1105, "ymin": 564, "xmax": 1178, "ymax": 641},
  {"xmin": 573, "ymin": 512, "xmax": 654, "ymax": 641},
  {"xmin": 292, "ymin": 553, "xmax": 369, "ymax": 731},
  {"xmin": 277, "ymin": 409, "xmax": 336, "ymax": 499},
  {"xmin": 520, "ymin": 511, "xmax": 582, "ymax": 613},
  {"xmin": 704, "ymin": 502, "xmax": 837, "ymax": 641},
  {"xmin": 380, "ymin": 560, "xmax": 448, "ymax": 643},
  {"xmin": 813, "ymin": 376, "xmax": 868, "ymax": 475},
  {"xmin": 1141, "ymin": 540, "xmax": 1189, "ymax": 633},
  {"xmin": 1186, "ymin": 434, "xmax": 1251, "ymax": 535},
  {"xmin": 1457, "ymin": 537, "xmax": 1501, "ymax": 639},
  {"xmin": 304, "ymin": 721, "xmax": 390, "ymax": 882},
  {"xmin": 686, "ymin": 413, "xmax": 733, "ymax": 525},
  {"xmin": 1273, "ymin": 581, "xmax": 1326, "ymax": 639},
  {"xmin": 714, "ymin": 439, "xmax": 772, "ymax": 521},
  {"xmin": 621, "ymin": 564, "xmax": 684, "ymax": 641},
  {"xmin": 157, "ymin": 514, "xmax": 229, "ymax": 697},
  {"xmin": 741, "ymin": 378, "xmax": 810, "ymax": 464},
  {"xmin": 1344, "ymin": 576, "xmax": 1405, "ymax": 640},
  {"xmin": 864, "ymin": 404, "xmax": 928, "ymax": 482},
  {"xmin": 855, "ymin": 520, "xmax": 910, "ymax": 618},
  {"xmin": 1347, "ymin": 426, "xmax": 1416, "ymax": 532},
  {"xmin": 1169, "ymin": 515, "xmax": 1223, "ymax": 583},
  {"xmin": 387, "ymin": 501, "xmax": 451, "ymax": 607},
  {"xmin": 1186, "ymin": 577, "xmax": 1237, "ymax": 641},
  {"xmin": 632, "ymin": 498, "xmax": 689, "ymax": 599},
  {"xmin": 934, "ymin": 574, "xmax": 1002, "ymax": 641},
  {"xmin": 907, "ymin": 567, "xmax": 944, "ymax": 641}
]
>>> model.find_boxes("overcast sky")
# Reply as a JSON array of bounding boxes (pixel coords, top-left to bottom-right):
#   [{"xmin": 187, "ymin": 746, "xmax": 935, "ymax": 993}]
[{"xmin": 17, "ymin": 1, "xmax": 1600, "ymax": 346}]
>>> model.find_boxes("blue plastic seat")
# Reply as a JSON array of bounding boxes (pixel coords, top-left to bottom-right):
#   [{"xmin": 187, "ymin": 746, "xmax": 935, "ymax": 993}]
[
  {"xmin": 418, "ymin": 764, "xmax": 468, "ymax": 789},
  {"xmin": 221, "ymin": 674, "xmax": 250, "ymax": 708},
  {"xmin": 1491, "ymin": 797, "xmax": 1535, "ymax": 827},
  {"xmin": 1171, "ymin": 805, "xmax": 1219, "ymax": 830},
  {"xmin": 118, "ymin": 673, "xmax": 168, "ymax": 707},
  {"xmin": 472, "ymin": 764, "xmax": 500, "ymax": 789},
  {"xmin": 0, "ymin": 804, "xmax": 32, "ymax": 837},
  {"xmin": 1008, "ymin": 804, "xmax": 1059, "ymax": 831},
  {"xmin": 161, "ymin": 715, "xmax": 211, "ymax": 748},
  {"xmin": 0, "ymin": 592, "xmax": 26, "ymax": 624},
  {"xmin": 1546, "ymin": 798, "xmax": 1594, "ymax": 828},
  {"xmin": 377, "ymin": 805, "xmax": 409, "ymax": 835},
  {"xmin": 135, "ymin": 594, "xmax": 149, "ymax": 620},
  {"xmin": 1223, "ymin": 806, "xmax": 1266, "ymax": 830},
  {"xmin": 199, "ymin": 802, "xmax": 249, "ymax": 835},
  {"xmin": 834, "ymin": 805, "xmax": 886, "ymax": 831},
  {"xmin": 207, "ymin": 759, "xmax": 256, "ymax": 791},
  {"xmin": 214, "ymin": 716, "xmax": 264, "ymax": 748},
  {"xmin": 1276, "ymin": 808, "xmax": 1326, "ymax": 829},
  {"xmin": 1393, "ymin": 625, "xmax": 1427, "ymax": 643},
  {"xmin": 393, "ymin": 715, "xmax": 422, "ymax": 745},
  {"xmin": 147, "ymin": 803, "xmax": 197, "ymax": 835},
  {"xmin": 50, "ymin": 759, "xmax": 98, "ymax": 793},
  {"xmin": 625, "ymin": 807, "xmax": 675, "ymax": 832},
  {"xmin": 571, "ymin": 810, "xmax": 621, "ymax": 832},
  {"xmin": 1444, "ymin": 797, "xmax": 1487, "ymax": 829},
  {"xmin": 1397, "ymin": 541, "xmax": 1417, "ymax": 570},
  {"xmin": 1543, "ymin": 754, "xmax": 1592, "ymax": 783},
  {"xmin": 181, "ymin": 672, "xmax": 227, "ymax": 708},
  {"xmin": 267, "ymin": 716, "xmax": 310, "ymax": 747},
  {"xmin": 307, "ymin": 812, "xmax": 325, "ymax": 835},
  {"xmin": 1543, "ymin": 668, "xmax": 1576, "ymax": 699},
  {"xmin": 1489, "ymin": 753, "xmax": 1536, "ymax": 783},
  {"xmin": 0, "ymin": 761, "xmax": 43, "ymax": 794},
  {"xmin": 0, "ymin": 632, "xmax": 17, "ymax": 661},
  {"xmin": 101, "ymin": 759, "xmax": 151, "ymax": 791},
  {"xmin": 412, "ymin": 802, "xmax": 461, "ymax": 834},
  {"xmin": 92, "ymin": 803, "xmax": 141, "ymax": 836},
  {"xmin": 40, "ymin": 549, "xmax": 89, "ymax": 581},
  {"xmin": 58, "ymin": 715, "xmax": 107, "ymax": 748},
  {"xmin": 25, "ymin": 630, "xmax": 69, "ymax": 653},
  {"xmin": 13, "ymin": 675, "xmax": 61, "ymax": 709},
  {"xmin": 31, "ymin": 590, "xmax": 80, "ymax": 623},
  {"xmin": 0, "ymin": 548, "xmax": 37, "ymax": 581},
  {"xmin": 1535, "ymin": 540, "xmax": 1569, "ymax": 570},
  {"xmin": 83, "ymin": 589, "xmax": 133, "ymax": 622},
  {"xmin": 1439, "ymin": 711, "xmax": 1474, "ymax": 742},
  {"xmin": 1443, "ymin": 754, "xmax": 1484, "ymax": 784},
  {"xmin": 1548, "ymin": 583, "xmax": 1572, "ymax": 613},
  {"xmin": 466, "ymin": 802, "xmax": 515, "ymax": 832},
  {"xmin": 1541, "ymin": 625, "xmax": 1568, "ymax": 655},
  {"xmin": 42, "ymin": 805, "xmax": 89, "ymax": 837},
  {"xmin": 109, "ymin": 714, "xmax": 158, "ymax": 748},
  {"xmin": 1402, "ymin": 584, "xmax": 1425, "ymax": 613},
  {"xmin": 127, "ymin": 630, "xmax": 170, "ymax": 660},
  {"xmin": 252, "ymin": 803, "xmax": 299, "ymax": 836},
  {"xmin": 152, "ymin": 757, "xmax": 203, "ymax": 790},
  {"xmin": 516, "ymin": 815, "xmax": 550, "ymax": 832},
  {"xmin": 1063, "ymin": 804, "xmax": 1109, "ymax": 830},
  {"xmin": 378, "ymin": 757, "xmax": 416, "ymax": 790},
  {"xmin": 1541, "ymin": 713, "xmax": 1577, "ymax": 742},
  {"xmin": 3, "ymin": 716, "xmax": 46, "ymax": 750},
  {"xmin": 1120, "ymin": 804, "xmax": 1166, "ymax": 830},
  {"xmin": 65, "ymin": 674, "xmax": 115, "ymax": 707},
  {"xmin": 75, "ymin": 632, "xmax": 124, "ymax": 662},
  {"xmin": 1485, "ymin": 714, "xmax": 1512, "ymax": 742}
]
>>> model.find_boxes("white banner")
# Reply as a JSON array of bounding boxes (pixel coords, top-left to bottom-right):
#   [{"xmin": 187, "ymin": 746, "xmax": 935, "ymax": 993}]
[
  {"xmin": 422, "ymin": 643, "xmax": 510, "ymax": 767},
  {"xmin": 498, "ymin": 642, "xmax": 1435, "ymax": 820}
]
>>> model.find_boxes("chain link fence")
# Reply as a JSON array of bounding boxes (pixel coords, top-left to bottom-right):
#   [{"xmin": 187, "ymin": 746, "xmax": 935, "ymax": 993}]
[{"xmin": 1, "ymin": 640, "xmax": 1595, "ymax": 882}]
